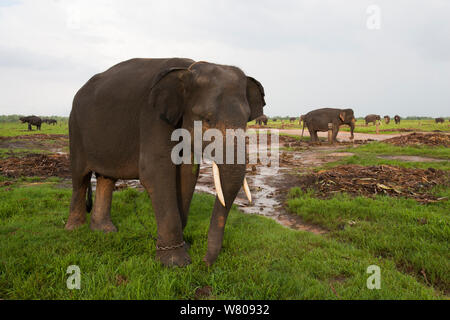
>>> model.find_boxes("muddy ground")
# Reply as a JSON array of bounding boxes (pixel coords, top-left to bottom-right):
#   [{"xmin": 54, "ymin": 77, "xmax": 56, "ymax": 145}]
[{"xmin": 0, "ymin": 132, "xmax": 448, "ymax": 233}]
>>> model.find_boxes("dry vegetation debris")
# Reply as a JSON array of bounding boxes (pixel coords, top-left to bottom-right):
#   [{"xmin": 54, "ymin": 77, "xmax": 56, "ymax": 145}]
[{"xmin": 298, "ymin": 164, "xmax": 449, "ymax": 203}]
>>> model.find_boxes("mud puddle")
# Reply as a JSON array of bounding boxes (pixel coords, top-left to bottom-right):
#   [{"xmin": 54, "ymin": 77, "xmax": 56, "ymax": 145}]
[{"xmin": 194, "ymin": 140, "xmax": 354, "ymax": 234}]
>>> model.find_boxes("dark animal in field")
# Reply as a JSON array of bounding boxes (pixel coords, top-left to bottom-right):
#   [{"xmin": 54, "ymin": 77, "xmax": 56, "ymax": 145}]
[
  {"xmin": 384, "ymin": 115, "xmax": 390, "ymax": 124},
  {"xmin": 66, "ymin": 58, "xmax": 266, "ymax": 267},
  {"xmin": 289, "ymin": 117, "xmax": 296, "ymax": 123},
  {"xmin": 301, "ymin": 108, "xmax": 356, "ymax": 143},
  {"xmin": 43, "ymin": 119, "xmax": 57, "ymax": 125},
  {"xmin": 364, "ymin": 114, "xmax": 381, "ymax": 126},
  {"xmin": 19, "ymin": 116, "xmax": 42, "ymax": 131},
  {"xmin": 435, "ymin": 117, "xmax": 444, "ymax": 123},
  {"xmin": 255, "ymin": 114, "xmax": 268, "ymax": 125},
  {"xmin": 394, "ymin": 115, "xmax": 401, "ymax": 124}
]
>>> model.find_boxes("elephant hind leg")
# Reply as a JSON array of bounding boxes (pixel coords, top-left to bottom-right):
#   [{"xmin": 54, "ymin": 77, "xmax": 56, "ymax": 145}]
[
  {"xmin": 66, "ymin": 171, "xmax": 92, "ymax": 230},
  {"xmin": 90, "ymin": 175, "xmax": 117, "ymax": 233}
]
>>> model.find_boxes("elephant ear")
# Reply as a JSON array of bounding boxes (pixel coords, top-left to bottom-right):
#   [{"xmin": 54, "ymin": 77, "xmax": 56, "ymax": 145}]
[
  {"xmin": 246, "ymin": 77, "xmax": 266, "ymax": 121},
  {"xmin": 339, "ymin": 111, "xmax": 346, "ymax": 122},
  {"xmin": 148, "ymin": 67, "xmax": 189, "ymax": 127}
]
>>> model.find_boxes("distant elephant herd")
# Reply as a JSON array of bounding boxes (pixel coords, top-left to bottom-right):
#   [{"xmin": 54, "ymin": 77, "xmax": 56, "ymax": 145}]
[
  {"xmin": 19, "ymin": 115, "xmax": 57, "ymax": 131},
  {"xmin": 254, "ymin": 111, "xmax": 448, "ymax": 143}
]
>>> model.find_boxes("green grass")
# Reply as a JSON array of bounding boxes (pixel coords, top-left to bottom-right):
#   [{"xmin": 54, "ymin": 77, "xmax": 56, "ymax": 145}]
[
  {"xmin": 322, "ymin": 154, "xmax": 450, "ymax": 171},
  {"xmin": 315, "ymin": 142, "xmax": 450, "ymax": 171},
  {"xmin": 341, "ymin": 119, "xmax": 450, "ymax": 134},
  {"xmin": 344, "ymin": 142, "xmax": 450, "ymax": 159},
  {"xmin": 0, "ymin": 121, "xmax": 69, "ymax": 137},
  {"xmin": 287, "ymin": 188, "xmax": 450, "ymax": 294},
  {"xmin": 0, "ymin": 180, "xmax": 444, "ymax": 299},
  {"xmin": 318, "ymin": 142, "xmax": 450, "ymax": 171}
]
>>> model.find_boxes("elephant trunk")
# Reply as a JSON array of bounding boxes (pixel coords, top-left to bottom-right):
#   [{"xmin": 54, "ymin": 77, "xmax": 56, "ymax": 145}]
[{"xmin": 204, "ymin": 163, "xmax": 247, "ymax": 266}]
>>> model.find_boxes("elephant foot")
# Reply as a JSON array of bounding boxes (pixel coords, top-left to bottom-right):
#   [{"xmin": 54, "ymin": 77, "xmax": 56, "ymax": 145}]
[
  {"xmin": 156, "ymin": 246, "xmax": 191, "ymax": 267},
  {"xmin": 90, "ymin": 219, "xmax": 118, "ymax": 233},
  {"xmin": 203, "ymin": 251, "xmax": 220, "ymax": 267},
  {"xmin": 65, "ymin": 215, "xmax": 86, "ymax": 230}
]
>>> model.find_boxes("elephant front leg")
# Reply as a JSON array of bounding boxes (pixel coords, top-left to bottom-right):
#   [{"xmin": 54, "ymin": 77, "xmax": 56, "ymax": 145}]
[
  {"xmin": 140, "ymin": 161, "xmax": 191, "ymax": 267},
  {"xmin": 332, "ymin": 125, "xmax": 340, "ymax": 143}
]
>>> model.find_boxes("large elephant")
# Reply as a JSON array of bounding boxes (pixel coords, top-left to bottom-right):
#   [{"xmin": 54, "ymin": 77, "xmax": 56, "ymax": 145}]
[
  {"xmin": 66, "ymin": 58, "xmax": 266, "ymax": 267},
  {"xmin": 19, "ymin": 116, "xmax": 42, "ymax": 131},
  {"xmin": 384, "ymin": 115, "xmax": 390, "ymax": 124},
  {"xmin": 301, "ymin": 108, "xmax": 356, "ymax": 143},
  {"xmin": 255, "ymin": 114, "xmax": 268, "ymax": 125},
  {"xmin": 394, "ymin": 115, "xmax": 401, "ymax": 124},
  {"xmin": 364, "ymin": 114, "xmax": 381, "ymax": 125}
]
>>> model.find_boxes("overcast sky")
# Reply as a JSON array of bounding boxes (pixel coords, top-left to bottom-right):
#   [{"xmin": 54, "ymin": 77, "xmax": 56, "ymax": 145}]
[{"xmin": 0, "ymin": 0, "xmax": 449, "ymax": 117}]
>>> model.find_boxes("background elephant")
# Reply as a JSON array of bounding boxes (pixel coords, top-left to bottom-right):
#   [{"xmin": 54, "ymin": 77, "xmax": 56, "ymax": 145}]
[
  {"xmin": 301, "ymin": 108, "xmax": 356, "ymax": 143},
  {"xmin": 66, "ymin": 58, "xmax": 266, "ymax": 267},
  {"xmin": 255, "ymin": 114, "xmax": 268, "ymax": 125},
  {"xmin": 384, "ymin": 115, "xmax": 390, "ymax": 124},
  {"xmin": 394, "ymin": 115, "xmax": 401, "ymax": 124},
  {"xmin": 364, "ymin": 114, "xmax": 381, "ymax": 125},
  {"xmin": 435, "ymin": 117, "xmax": 444, "ymax": 123},
  {"xmin": 299, "ymin": 114, "xmax": 305, "ymax": 126},
  {"xmin": 43, "ymin": 119, "xmax": 57, "ymax": 125},
  {"xmin": 289, "ymin": 117, "xmax": 296, "ymax": 123},
  {"xmin": 19, "ymin": 116, "xmax": 42, "ymax": 131}
]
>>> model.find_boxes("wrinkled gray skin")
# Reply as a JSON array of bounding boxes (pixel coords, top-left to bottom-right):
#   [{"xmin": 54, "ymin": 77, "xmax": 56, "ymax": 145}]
[
  {"xmin": 20, "ymin": 116, "xmax": 42, "ymax": 131},
  {"xmin": 365, "ymin": 114, "xmax": 381, "ymax": 125},
  {"xmin": 66, "ymin": 58, "xmax": 265, "ymax": 267},
  {"xmin": 394, "ymin": 115, "xmax": 401, "ymax": 124},
  {"xmin": 384, "ymin": 115, "xmax": 390, "ymax": 124},
  {"xmin": 255, "ymin": 114, "xmax": 268, "ymax": 125},
  {"xmin": 302, "ymin": 108, "xmax": 356, "ymax": 143}
]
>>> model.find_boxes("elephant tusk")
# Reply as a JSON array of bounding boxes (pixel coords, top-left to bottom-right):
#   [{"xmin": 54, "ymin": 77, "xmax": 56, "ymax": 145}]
[
  {"xmin": 212, "ymin": 161, "xmax": 226, "ymax": 207},
  {"xmin": 243, "ymin": 177, "xmax": 252, "ymax": 204}
]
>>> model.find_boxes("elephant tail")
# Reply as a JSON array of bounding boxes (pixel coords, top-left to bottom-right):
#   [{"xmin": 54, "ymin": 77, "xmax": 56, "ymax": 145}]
[
  {"xmin": 301, "ymin": 120, "xmax": 306, "ymax": 137},
  {"xmin": 86, "ymin": 181, "xmax": 93, "ymax": 213}
]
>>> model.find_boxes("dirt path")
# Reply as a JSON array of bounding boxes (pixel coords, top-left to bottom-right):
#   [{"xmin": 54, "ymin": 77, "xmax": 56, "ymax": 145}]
[{"xmin": 278, "ymin": 129, "xmax": 407, "ymax": 142}]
